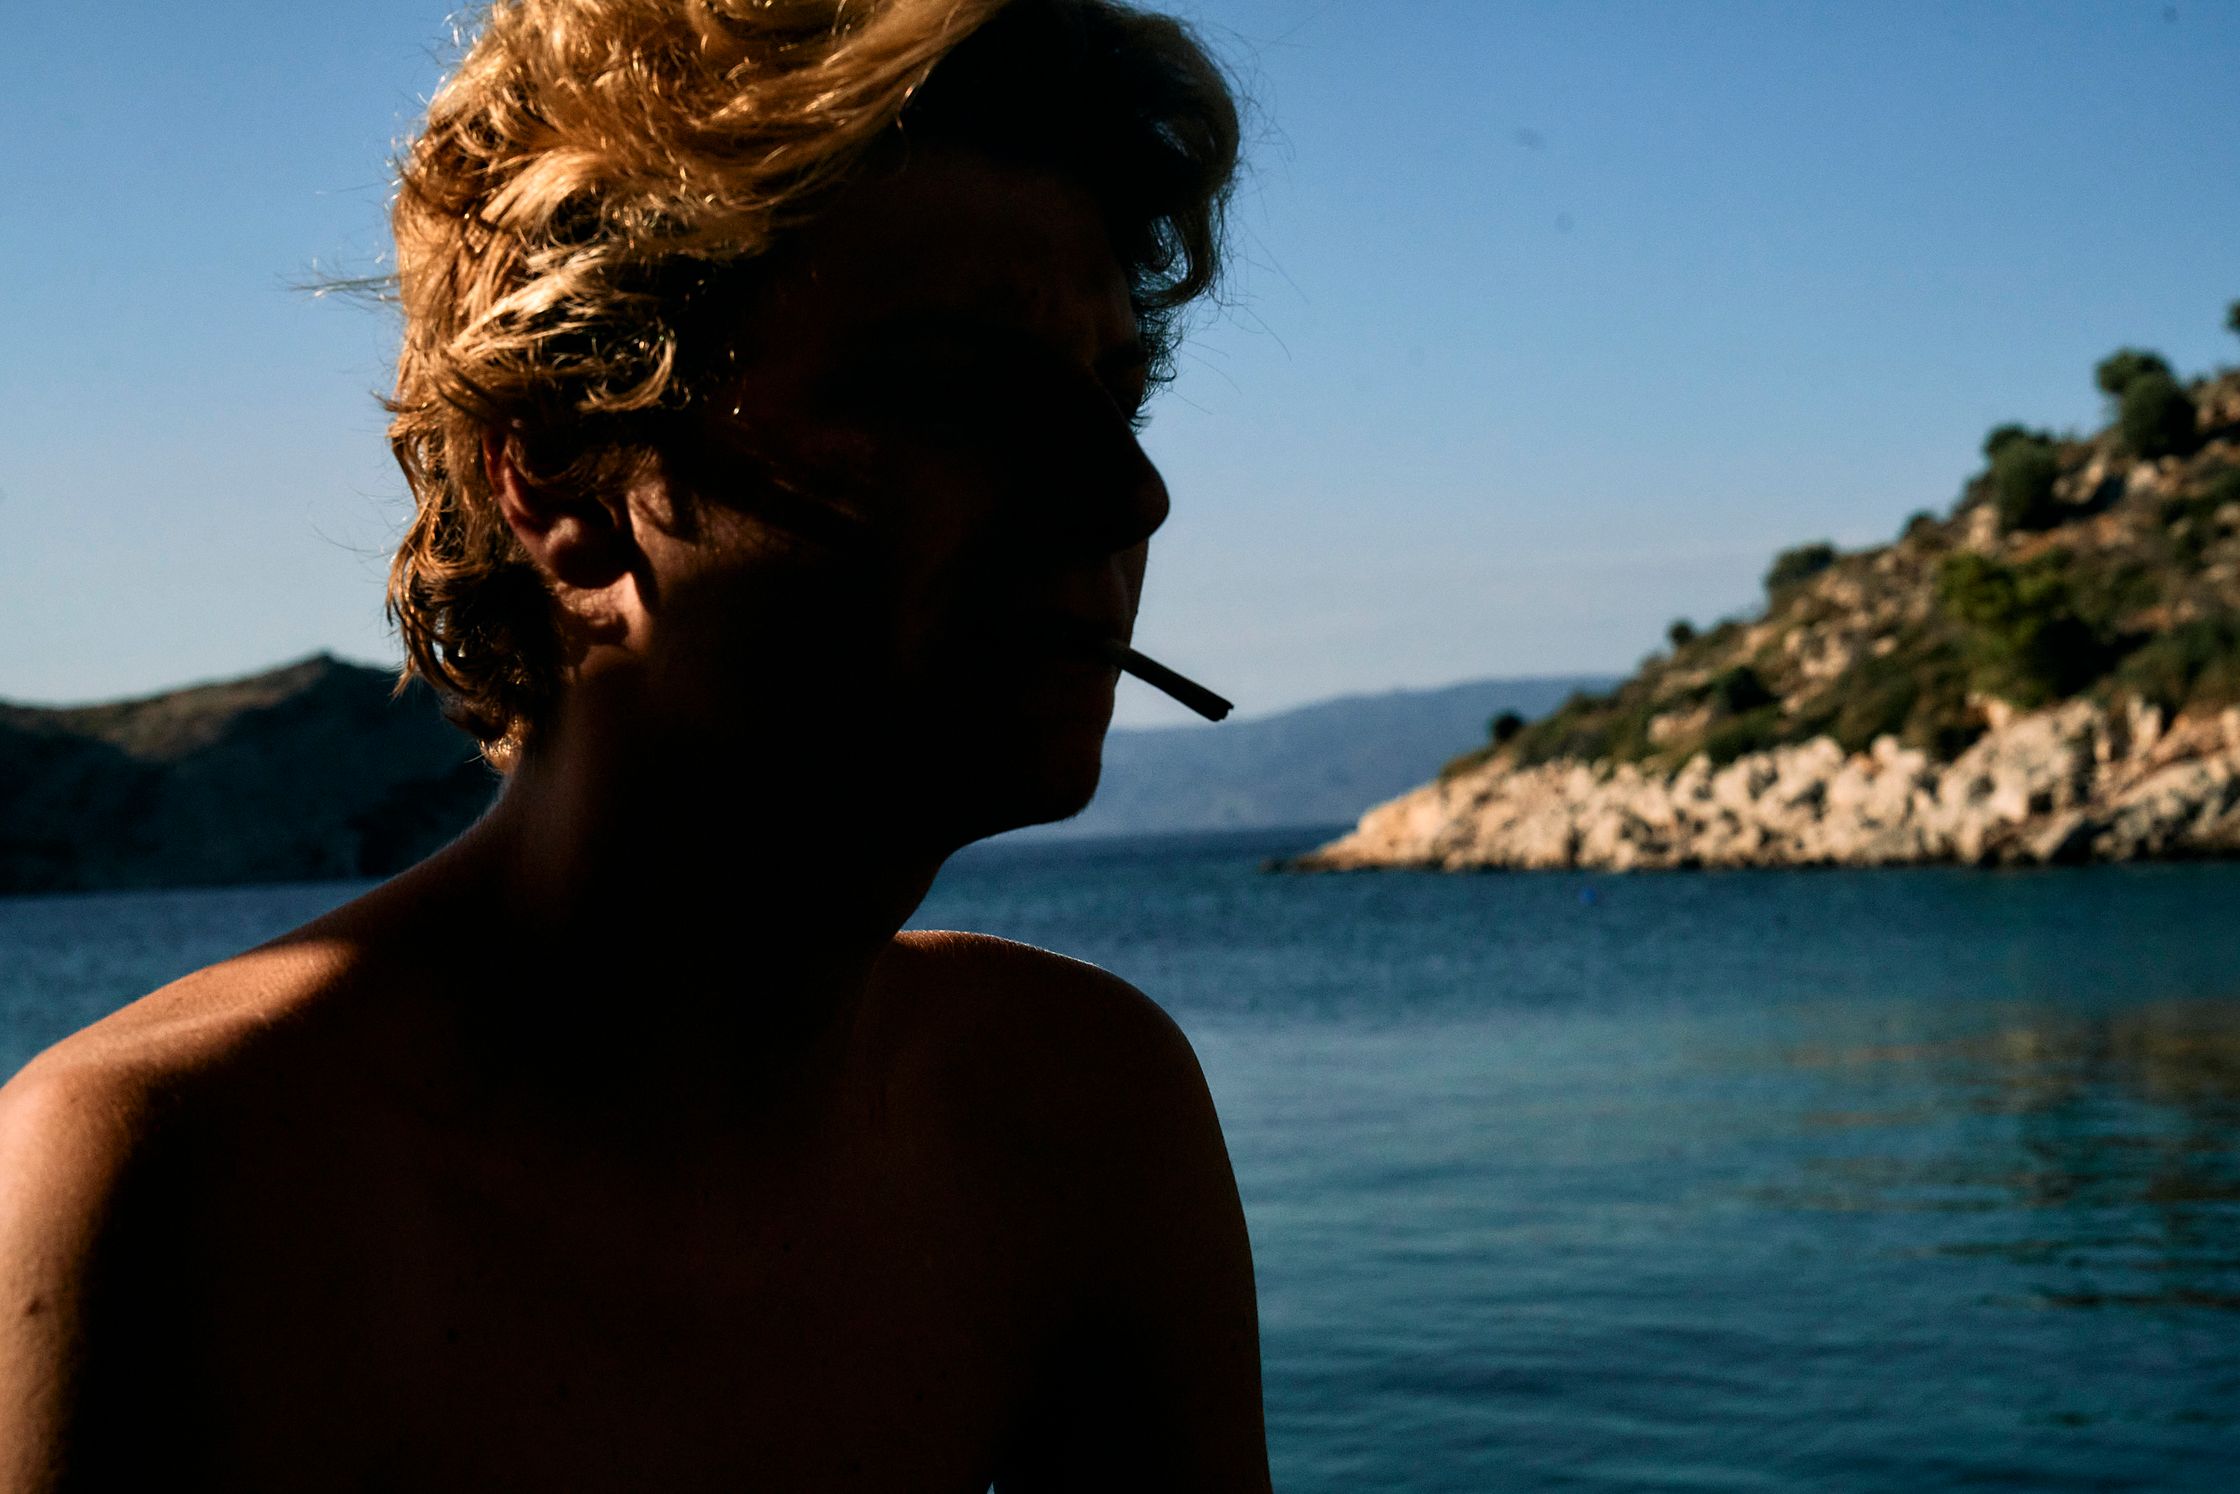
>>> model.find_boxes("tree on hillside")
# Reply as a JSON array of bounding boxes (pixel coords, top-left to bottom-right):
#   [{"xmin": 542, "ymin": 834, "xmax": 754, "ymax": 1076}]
[
  {"xmin": 2228, "ymin": 300, "xmax": 2240, "ymax": 339},
  {"xmin": 1983, "ymin": 423, "xmax": 2051, "ymax": 460},
  {"xmin": 1765, "ymin": 542, "xmax": 1837, "ymax": 596},
  {"xmin": 1987, "ymin": 430, "xmax": 2061, "ymax": 530},
  {"xmin": 2119, "ymin": 370, "xmax": 2196, "ymax": 460},
  {"xmin": 2096, "ymin": 347, "xmax": 2174, "ymax": 399},
  {"xmin": 1489, "ymin": 710, "xmax": 1525, "ymax": 746},
  {"xmin": 1667, "ymin": 618, "xmax": 1697, "ymax": 649}
]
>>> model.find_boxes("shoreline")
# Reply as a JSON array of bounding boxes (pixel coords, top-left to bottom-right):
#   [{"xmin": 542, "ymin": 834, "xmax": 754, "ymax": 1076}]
[{"xmin": 1282, "ymin": 698, "xmax": 2240, "ymax": 874}]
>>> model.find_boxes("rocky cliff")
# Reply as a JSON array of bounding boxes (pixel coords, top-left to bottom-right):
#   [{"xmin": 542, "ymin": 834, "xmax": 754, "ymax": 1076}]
[
  {"xmin": 1294, "ymin": 697, "xmax": 2240, "ymax": 871},
  {"xmin": 1292, "ymin": 360, "xmax": 2240, "ymax": 873},
  {"xmin": 0, "ymin": 656, "xmax": 496, "ymax": 893}
]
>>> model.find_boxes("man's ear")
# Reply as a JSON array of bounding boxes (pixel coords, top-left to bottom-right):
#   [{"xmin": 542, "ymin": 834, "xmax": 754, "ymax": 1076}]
[{"xmin": 483, "ymin": 430, "xmax": 636, "ymax": 592}]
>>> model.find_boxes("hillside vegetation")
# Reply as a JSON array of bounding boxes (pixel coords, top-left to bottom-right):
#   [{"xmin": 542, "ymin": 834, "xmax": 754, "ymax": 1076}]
[{"xmin": 1445, "ymin": 334, "xmax": 2240, "ymax": 782}]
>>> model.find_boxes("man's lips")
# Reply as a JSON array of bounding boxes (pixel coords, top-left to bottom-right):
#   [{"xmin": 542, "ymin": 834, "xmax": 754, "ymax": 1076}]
[
  {"xmin": 1032, "ymin": 613, "xmax": 1134, "ymax": 657},
  {"xmin": 949, "ymin": 612, "xmax": 1233, "ymax": 721},
  {"xmin": 957, "ymin": 610, "xmax": 1131, "ymax": 661}
]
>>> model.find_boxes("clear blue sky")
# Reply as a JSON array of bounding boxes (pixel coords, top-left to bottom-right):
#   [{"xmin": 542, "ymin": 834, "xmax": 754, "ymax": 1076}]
[{"xmin": 4, "ymin": 0, "xmax": 2236, "ymax": 726}]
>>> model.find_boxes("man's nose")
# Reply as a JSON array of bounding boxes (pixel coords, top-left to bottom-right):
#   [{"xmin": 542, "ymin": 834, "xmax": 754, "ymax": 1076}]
[
  {"xmin": 1087, "ymin": 429, "xmax": 1170, "ymax": 555},
  {"xmin": 1013, "ymin": 387, "xmax": 1171, "ymax": 557}
]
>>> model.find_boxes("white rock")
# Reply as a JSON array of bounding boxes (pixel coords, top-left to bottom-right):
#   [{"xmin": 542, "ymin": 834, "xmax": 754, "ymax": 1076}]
[{"xmin": 1292, "ymin": 695, "xmax": 2240, "ymax": 874}]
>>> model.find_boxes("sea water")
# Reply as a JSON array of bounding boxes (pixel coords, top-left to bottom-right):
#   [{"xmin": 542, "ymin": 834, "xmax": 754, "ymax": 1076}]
[{"xmin": 3, "ymin": 827, "xmax": 2236, "ymax": 1490}]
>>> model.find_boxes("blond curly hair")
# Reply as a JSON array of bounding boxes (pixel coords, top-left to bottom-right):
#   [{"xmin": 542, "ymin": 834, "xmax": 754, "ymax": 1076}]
[{"xmin": 386, "ymin": 0, "xmax": 1240, "ymax": 767}]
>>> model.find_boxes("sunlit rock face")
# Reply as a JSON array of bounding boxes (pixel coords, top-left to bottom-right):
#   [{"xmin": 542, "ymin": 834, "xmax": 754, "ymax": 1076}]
[{"xmin": 1290, "ymin": 701, "xmax": 2240, "ymax": 872}]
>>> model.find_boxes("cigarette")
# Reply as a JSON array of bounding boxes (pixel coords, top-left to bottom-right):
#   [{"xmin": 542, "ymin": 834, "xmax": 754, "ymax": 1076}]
[{"xmin": 1095, "ymin": 641, "xmax": 1233, "ymax": 722}]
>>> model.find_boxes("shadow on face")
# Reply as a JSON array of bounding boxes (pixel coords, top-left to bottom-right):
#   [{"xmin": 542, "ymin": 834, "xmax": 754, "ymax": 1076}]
[{"xmin": 645, "ymin": 144, "xmax": 1174, "ymax": 850}]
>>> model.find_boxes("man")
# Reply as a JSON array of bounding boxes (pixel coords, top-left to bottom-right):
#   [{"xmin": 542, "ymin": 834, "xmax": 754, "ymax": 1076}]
[{"xmin": 0, "ymin": 1, "xmax": 1271, "ymax": 1486}]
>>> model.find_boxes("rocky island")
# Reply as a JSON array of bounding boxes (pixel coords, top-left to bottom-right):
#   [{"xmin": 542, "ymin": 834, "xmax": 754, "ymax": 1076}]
[{"xmin": 1293, "ymin": 324, "xmax": 2240, "ymax": 872}]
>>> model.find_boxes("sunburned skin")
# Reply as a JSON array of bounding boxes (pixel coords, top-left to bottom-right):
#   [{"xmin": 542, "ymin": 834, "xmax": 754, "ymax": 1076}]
[{"xmin": 0, "ymin": 144, "xmax": 1272, "ymax": 1492}]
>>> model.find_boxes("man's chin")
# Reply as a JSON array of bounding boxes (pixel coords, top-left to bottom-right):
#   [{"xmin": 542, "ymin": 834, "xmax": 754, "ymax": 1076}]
[{"xmin": 922, "ymin": 742, "xmax": 1105, "ymax": 849}]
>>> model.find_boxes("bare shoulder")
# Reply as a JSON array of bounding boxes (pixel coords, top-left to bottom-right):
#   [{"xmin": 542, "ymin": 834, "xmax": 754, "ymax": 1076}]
[
  {"xmin": 0, "ymin": 1022, "xmax": 185, "ymax": 1347},
  {"xmin": 1, "ymin": 927, "xmax": 354, "ymax": 1142},
  {"xmin": 884, "ymin": 927, "xmax": 1242, "ymax": 1277},
  {"xmin": 888, "ymin": 930, "xmax": 1215, "ymax": 1143},
  {"xmin": 1, "ymin": 844, "xmax": 469, "ymax": 1123},
  {"xmin": 0, "ymin": 926, "xmax": 367, "ymax": 1484},
  {"xmin": 892, "ymin": 930, "xmax": 1198, "ymax": 1072},
  {"xmin": 892, "ymin": 934, "xmax": 1272, "ymax": 1490},
  {"xmin": 0, "ymin": 931, "xmax": 353, "ymax": 1283},
  {"xmin": 883, "ymin": 928, "xmax": 1234, "ymax": 1252},
  {"xmin": 0, "ymin": 919, "xmax": 365, "ymax": 1298}
]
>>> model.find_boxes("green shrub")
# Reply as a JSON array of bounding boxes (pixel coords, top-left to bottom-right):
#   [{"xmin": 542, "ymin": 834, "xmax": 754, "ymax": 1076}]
[
  {"xmin": 1937, "ymin": 552, "xmax": 2105, "ymax": 706},
  {"xmin": 1489, "ymin": 710, "xmax": 1526, "ymax": 745},
  {"xmin": 2160, "ymin": 465, "xmax": 2240, "ymax": 528},
  {"xmin": 1512, "ymin": 717, "xmax": 1613, "ymax": 767},
  {"xmin": 2063, "ymin": 558, "xmax": 2160, "ymax": 636},
  {"xmin": 1700, "ymin": 705, "xmax": 1782, "ymax": 766},
  {"xmin": 2159, "ymin": 471, "xmax": 2237, "ymax": 565},
  {"xmin": 2198, "ymin": 651, "xmax": 2240, "ymax": 708},
  {"xmin": 1901, "ymin": 671, "xmax": 1984, "ymax": 759},
  {"xmin": 1988, "ymin": 434, "xmax": 2061, "ymax": 531},
  {"xmin": 1937, "ymin": 552, "xmax": 2023, "ymax": 629},
  {"xmin": 1666, "ymin": 618, "xmax": 1698, "ymax": 650},
  {"xmin": 1507, "ymin": 691, "xmax": 1616, "ymax": 767},
  {"xmin": 1439, "ymin": 745, "xmax": 1495, "ymax": 780},
  {"xmin": 1902, "ymin": 509, "xmax": 1940, "ymax": 542},
  {"xmin": 2096, "ymin": 347, "xmax": 2174, "ymax": 398},
  {"xmin": 1605, "ymin": 710, "xmax": 1660, "ymax": 763},
  {"xmin": 1809, "ymin": 639, "xmax": 1979, "ymax": 760},
  {"xmin": 2111, "ymin": 616, "xmax": 2240, "ymax": 713},
  {"xmin": 1765, "ymin": 542, "xmax": 1837, "ymax": 596},
  {"xmin": 1504, "ymin": 683, "xmax": 1673, "ymax": 767},
  {"xmin": 2118, "ymin": 370, "xmax": 2197, "ymax": 459},
  {"xmin": 1982, "ymin": 423, "xmax": 2050, "ymax": 460},
  {"xmin": 1707, "ymin": 665, "xmax": 1776, "ymax": 715},
  {"xmin": 2227, "ymin": 301, "xmax": 2239, "ymax": 339},
  {"xmin": 1826, "ymin": 652, "xmax": 1917, "ymax": 754}
]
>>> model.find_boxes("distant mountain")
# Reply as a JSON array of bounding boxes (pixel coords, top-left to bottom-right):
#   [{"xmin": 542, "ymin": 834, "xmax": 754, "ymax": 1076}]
[
  {"xmin": 0, "ymin": 655, "xmax": 495, "ymax": 894},
  {"xmin": 1003, "ymin": 675, "xmax": 1614, "ymax": 842},
  {"xmin": 0, "ymin": 659, "xmax": 1607, "ymax": 892}
]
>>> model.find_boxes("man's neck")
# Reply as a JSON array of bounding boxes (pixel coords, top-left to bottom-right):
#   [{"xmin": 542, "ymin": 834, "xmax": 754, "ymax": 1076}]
[{"xmin": 425, "ymin": 691, "xmax": 952, "ymax": 1151}]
